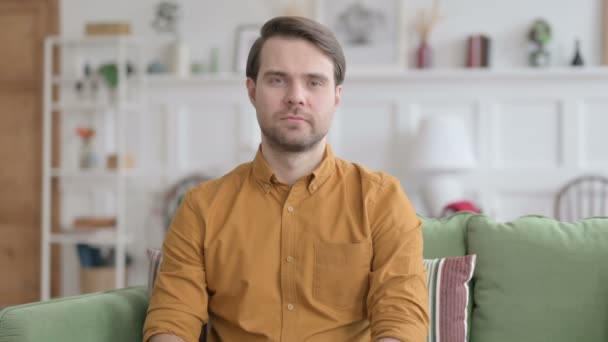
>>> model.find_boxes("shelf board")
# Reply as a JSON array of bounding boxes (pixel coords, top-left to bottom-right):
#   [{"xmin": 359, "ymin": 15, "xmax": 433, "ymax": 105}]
[
  {"xmin": 146, "ymin": 72, "xmax": 244, "ymax": 85},
  {"xmin": 45, "ymin": 35, "xmax": 181, "ymax": 47},
  {"xmin": 49, "ymin": 229, "xmax": 132, "ymax": 245},
  {"xmin": 50, "ymin": 168, "xmax": 169, "ymax": 180},
  {"xmin": 51, "ymin": 76, "xmax": 145, "ymax": 87},
  {"xmin": 145, "ymin": 66, "xmax": 608, "ymax": 86},
  {"xmin": 46, "ymin": 35, "xmax": 142, "ymax": 47},
  {"xmin": 58, "ymin": 66, "xmax": 608, "ymax": 88},
  {"xmin": 50, "ymin": 101, "xmax": 141, "ymax": 112},
  {"xmin": 342, "ymin": 67, "xmax": 608, "ymax": 82},
  {"xmin": 51, "ymin": 168, "xmax": 135, "ymax": 179}
]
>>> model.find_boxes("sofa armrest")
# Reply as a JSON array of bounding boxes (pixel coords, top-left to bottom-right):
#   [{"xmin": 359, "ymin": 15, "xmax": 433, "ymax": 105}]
[{"xmin": 0, "ymin": 286, "xmax": 148, "ymax": 342}]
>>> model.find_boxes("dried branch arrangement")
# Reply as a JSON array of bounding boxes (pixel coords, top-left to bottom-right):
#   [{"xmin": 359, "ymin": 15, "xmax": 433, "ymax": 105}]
[{"xmin": 415, "ymin": 0, "xmax": 442, "ymax": 41}]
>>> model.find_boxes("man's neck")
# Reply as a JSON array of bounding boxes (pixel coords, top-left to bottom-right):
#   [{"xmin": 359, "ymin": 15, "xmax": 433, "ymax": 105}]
[{"xmin": 260, "ymin": 139, "xmax": 326, "ymax": 186}]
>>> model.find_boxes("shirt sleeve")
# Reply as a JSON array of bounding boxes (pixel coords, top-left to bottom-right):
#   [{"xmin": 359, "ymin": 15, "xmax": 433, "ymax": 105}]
[
  {"xmin": 143, "ymin": 189, "xmax": 209, "ymax": 342},
  {"xmin": 366, "ymin": 175, "xmax": 429, "ymax": 342}
]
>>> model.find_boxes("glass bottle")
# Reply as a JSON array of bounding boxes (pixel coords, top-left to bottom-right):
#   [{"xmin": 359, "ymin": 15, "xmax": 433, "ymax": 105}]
[{"xmin": 79, "ymin": 137, "xmax": 95, "ymax": 169}]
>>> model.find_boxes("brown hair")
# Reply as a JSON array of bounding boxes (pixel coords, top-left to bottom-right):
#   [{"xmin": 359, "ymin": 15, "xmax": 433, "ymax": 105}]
[{"xmin": 245, "ymin": 16, "xmax": 346, "ymax": 85}]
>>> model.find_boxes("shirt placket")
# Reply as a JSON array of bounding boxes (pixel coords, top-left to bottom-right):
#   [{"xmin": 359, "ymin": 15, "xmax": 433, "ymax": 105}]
[{"xmin": 279, "ymin": 183, "xmax": 305, "ymax": 341}]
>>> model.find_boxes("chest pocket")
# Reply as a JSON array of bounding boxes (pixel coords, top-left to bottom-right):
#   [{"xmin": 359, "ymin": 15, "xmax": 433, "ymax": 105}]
[{"xmin": 313, "ymin": 241, "xmax": 371, "ymax": 312}]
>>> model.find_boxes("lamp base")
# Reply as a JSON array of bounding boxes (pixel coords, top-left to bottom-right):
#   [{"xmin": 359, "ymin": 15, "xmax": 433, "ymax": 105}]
[{"xmin": 423, "ymin": 175, "xmax": 467, "ymax": 217}]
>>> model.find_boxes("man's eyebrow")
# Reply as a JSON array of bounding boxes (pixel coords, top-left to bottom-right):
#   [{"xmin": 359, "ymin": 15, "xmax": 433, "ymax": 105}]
[
  {"xmin": 307, "ymin": 73, "xmax": 330, "ymax": 81},
  {"xmin": 262, "ymin": 70, "xmax": 288, "ymax": 78},
  {"xmin": 261, "ymin": 70, "xmax": 330, "ymax": 81}
]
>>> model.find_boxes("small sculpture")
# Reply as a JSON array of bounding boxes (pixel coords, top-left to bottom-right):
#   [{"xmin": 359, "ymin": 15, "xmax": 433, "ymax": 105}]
[
  {"xmin": 571, "ymin": 39, "xmax": 584, "ymax": 66},
  {"xmin": 528, "ymin": 19, "xmax": 552, "ymax": 67}
]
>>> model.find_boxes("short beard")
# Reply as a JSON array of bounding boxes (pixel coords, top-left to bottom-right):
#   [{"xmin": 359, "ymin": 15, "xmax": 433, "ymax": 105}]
[{"xmin": 261, "ymin": 125, "xmax": 326, "ymax": 153}]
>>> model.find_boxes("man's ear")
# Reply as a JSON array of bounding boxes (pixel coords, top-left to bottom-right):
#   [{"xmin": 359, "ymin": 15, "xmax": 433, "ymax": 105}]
[
  {"xmin": 246, "ymin": 78, "xmax": 256, "ymax": 105},
  {"xmin": 334, "ymin": 84, "xmax": 342, "ymax": 107}
]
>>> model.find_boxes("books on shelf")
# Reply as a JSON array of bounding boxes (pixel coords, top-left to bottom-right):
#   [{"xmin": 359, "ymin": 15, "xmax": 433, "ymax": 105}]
[
  {"xmin": 85, "ymin": 22, "xmax": 131, "ymax": 36},
  {"xmin": 73, "ymin": 216, "xmax": 117, "ymax": 229},
  {"xmin": 466, "ymin": 34, "xmax": 491, "ymax": 68}
]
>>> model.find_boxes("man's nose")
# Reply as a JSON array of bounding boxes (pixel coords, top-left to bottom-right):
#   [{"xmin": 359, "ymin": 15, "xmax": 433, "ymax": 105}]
[{"xmin": 285, "ymin": 83, "xmax": 305, "ymax": 106}]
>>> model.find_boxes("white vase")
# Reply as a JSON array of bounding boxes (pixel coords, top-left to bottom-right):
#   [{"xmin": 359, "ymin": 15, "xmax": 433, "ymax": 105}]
[{"xmin": 171, "ymin": 38, "xmax": 191, "ymax": 78}]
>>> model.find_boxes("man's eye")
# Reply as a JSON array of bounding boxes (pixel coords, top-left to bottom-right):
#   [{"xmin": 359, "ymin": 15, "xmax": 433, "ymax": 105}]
[
  {"xmin": 310, "ymin": 80, "xmax": 323, "ymax": 87},
  {"xmin": 270, "ymin": 77, "xmax": 284, "ymax": 84}
]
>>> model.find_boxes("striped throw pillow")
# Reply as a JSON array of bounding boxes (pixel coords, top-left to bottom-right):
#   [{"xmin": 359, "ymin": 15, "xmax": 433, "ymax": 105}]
[
  {"xmin": 424, "ymin": 255, "xmax": 477, "ymax": 342},
  {"xmin": 146, "ymin": 248, "xmax": 163, "ymax": 295}
]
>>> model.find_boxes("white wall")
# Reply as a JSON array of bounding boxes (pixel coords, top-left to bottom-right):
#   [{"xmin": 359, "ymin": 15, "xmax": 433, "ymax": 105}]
[{"xmin": 61, "ymin": 0, "xmax": 604, "ymax": 69}]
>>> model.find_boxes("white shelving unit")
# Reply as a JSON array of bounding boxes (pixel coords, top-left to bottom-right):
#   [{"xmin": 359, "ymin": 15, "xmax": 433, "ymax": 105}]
[{"xmin": 40, "ymin": 36, "xmax": 146, "ymax": 301}]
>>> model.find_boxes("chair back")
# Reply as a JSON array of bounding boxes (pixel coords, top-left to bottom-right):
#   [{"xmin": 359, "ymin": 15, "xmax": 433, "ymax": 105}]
[
  {"xmin": 554, "ymin": 174, "xmax": 608, "ymax": 221},
  {"xmin": 163, "ymin": 174, "xmax": 211, "ymax": 232}
]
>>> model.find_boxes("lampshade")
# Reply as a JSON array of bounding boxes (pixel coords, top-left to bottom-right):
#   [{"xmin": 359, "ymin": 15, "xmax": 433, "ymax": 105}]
[{"xmin": 414, "ymin": 115, "xmax": 476, "ymax": 171}]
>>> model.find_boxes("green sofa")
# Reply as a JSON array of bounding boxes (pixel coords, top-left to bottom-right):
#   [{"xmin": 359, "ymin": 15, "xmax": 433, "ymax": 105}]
[{"xmin": 2, "ymin": 212, "xmax": 607, "ymax": 342}]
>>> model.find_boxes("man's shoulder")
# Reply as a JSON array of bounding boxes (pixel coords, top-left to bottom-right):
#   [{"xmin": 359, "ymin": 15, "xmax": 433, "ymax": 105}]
[
  {"xmin": 189, "ymin": 161, "xmax": 253, "ymax": 198},
  {"xmin": 335, "ymin": 157, "xmax": 399, "ymax": 188}
]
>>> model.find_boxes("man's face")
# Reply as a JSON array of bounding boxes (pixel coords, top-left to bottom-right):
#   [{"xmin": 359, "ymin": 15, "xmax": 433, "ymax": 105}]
[{"xmin": 246, "ymin": 37, "xmax": 342, "ymax": 153}]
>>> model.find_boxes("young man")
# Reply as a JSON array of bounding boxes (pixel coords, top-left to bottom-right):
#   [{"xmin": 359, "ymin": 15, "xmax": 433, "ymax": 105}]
[{"xmin": 144, "ymin": 16, "xmax": 428, "ymax": 342}]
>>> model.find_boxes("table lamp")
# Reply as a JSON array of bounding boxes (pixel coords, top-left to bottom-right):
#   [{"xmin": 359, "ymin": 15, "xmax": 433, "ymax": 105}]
[{"xmin": 414, "ymin": 115, "xmax": 476, "ymax": 216}]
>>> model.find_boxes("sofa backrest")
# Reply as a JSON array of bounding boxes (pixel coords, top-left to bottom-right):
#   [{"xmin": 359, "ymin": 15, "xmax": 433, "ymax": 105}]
[
  {"xmin": 421, "ymin": 211, "xmax": 474, "ymax": 259},
  {"xmin": 466, "ymin": 214, "xmax": 608, "ymax": 342}
]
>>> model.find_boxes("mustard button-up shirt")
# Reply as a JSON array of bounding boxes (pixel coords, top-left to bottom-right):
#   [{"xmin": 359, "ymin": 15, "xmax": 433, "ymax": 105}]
[{"xmin": 143, "ymin": 146, "xmax": 429, "ymax": 342}]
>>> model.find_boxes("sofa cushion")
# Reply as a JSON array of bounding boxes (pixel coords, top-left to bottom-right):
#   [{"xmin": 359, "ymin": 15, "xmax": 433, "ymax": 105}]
[
  {"xmin": 421, "ymin": 212, "xmax": 474, "ymax": 259},
  {"xmin": 468, "ymin": 215, "xmax": 608, "ymax": 342},
  {"xmin": 0, "ymin": 286, "xmax": 148, "ymax": 342},
  {"xmin": 424, "ymin": 254, "xmax": 476, "ymax": 342}
]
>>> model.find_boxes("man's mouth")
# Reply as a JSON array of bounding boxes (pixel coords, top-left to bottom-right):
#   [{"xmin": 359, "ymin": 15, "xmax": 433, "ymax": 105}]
[{"xmin": 284, "ymin": 115, "xmax": 306, "ymax": 122}]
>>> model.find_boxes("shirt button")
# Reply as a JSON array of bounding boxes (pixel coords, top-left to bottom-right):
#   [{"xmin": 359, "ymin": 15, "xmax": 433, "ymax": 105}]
[
  {"xmin": 310, "ymin": 184, "xmax": 317, "ymax": 191},
  {"xmin": 287, "ymin": 303, "xmax": 295, "ymax": 311},
  {"xmin": 287, "ymin": 206, "xmax": 294, "ymax": 213},
  {"xmin": 286, "ymin": 256, "xmax": 294, "ymax": 263}
]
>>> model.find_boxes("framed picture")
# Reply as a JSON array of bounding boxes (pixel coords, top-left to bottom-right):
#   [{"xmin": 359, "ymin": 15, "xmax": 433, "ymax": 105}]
[
  {"xmin": 315, "ymin": 0, "xmax": 406, "ymax": 72},
  {"xmin": 233, "ymin": 24, "xmax": 261, "ymax": 73}
]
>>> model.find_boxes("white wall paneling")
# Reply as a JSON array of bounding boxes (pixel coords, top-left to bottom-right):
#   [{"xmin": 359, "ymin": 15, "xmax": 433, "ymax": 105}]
[
  {"xmin": 492, "ymin": 99, "xmax": 561, "ymax": 169},
  {"xmin": 333, "ymin": 102, "xmax": 398, "ymax": 172},
  {"xmin": 560, "ymin": 100, "xmax": 582, "ymax": 168},
  {"xmin": 493, "ymin": 190, "xmax": 557, "ymax": 222},
  {"xmin": 579, "ymin": 100, "xmax": 608, "ymax": 168},
  {"xmin": 140, "ymin": 69, "xmax": 608, "ymax": 221}
]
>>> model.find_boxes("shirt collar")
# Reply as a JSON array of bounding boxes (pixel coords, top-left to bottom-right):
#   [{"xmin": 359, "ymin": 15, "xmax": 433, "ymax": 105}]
[
  {"xmin": 309, "ymin": 145, "xmax": 335, "ymax": 192},
  {"xmin": 252, "ymin": 144, "xmax": 336, "ymax": 193},
  {"xmin": 252, "ymin": 145, "xmax": 275, "ymax": 187}
]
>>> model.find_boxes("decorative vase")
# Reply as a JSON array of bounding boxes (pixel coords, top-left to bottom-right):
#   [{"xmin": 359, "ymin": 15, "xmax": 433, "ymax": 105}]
[
  {"xmin": 416, "ymin": 40, "xmax": 432, "ymax": 69},
  {"xmin": 170, "ymin": 38, "xmax": 191, "ymax": 78},
  {"xmin": 530, "ymin": 45, "xmax": 550, "ymax": 67}
]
